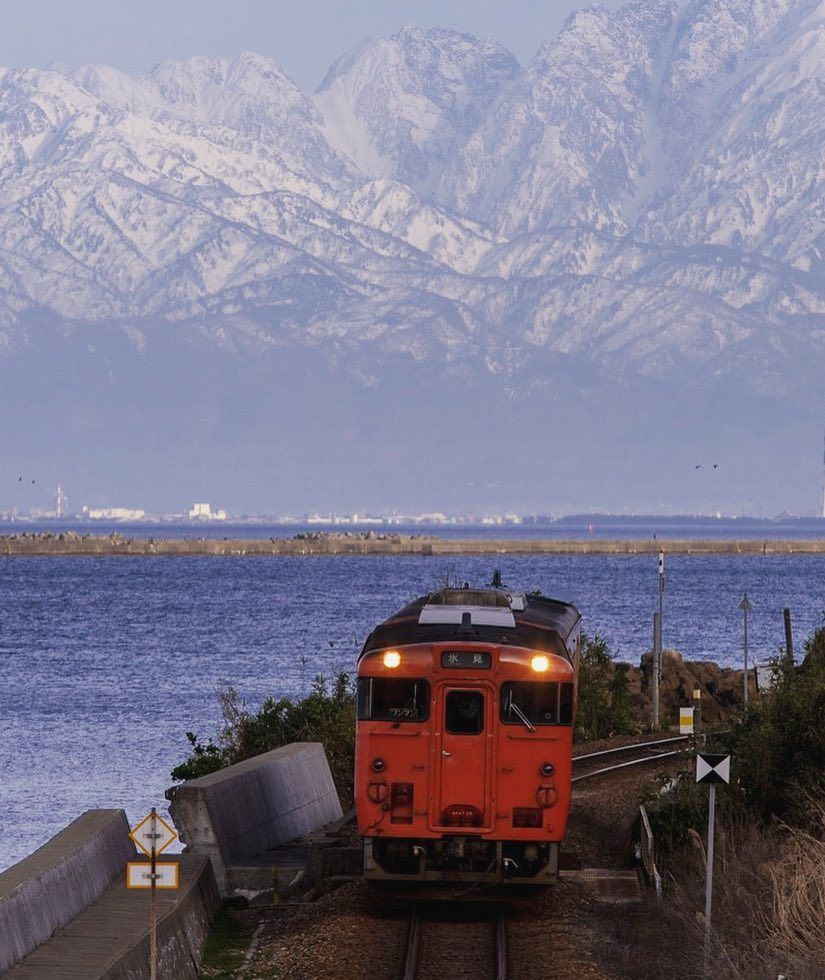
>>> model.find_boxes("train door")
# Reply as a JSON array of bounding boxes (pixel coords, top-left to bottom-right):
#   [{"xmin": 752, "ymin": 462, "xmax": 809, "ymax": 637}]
[{"xmin": 432, "ymin": 684, "xmax": 493, "ymax": 830}]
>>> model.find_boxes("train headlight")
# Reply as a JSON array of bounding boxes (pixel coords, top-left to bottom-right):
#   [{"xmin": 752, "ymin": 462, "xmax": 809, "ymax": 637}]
[
  {"xmin": 383, "ymin": 650, "xmax": 401, "ymax": 668},
  {"xmin": 540, "ymin": 762, "xmax": 555, "ymax": 777},
  {"xmin": 531, "ymin": 654, "xmax": 549, "ymax": 672},
  {"xmin": 372, "ymin": 758, "xmax": 386, "ymax": 772}
]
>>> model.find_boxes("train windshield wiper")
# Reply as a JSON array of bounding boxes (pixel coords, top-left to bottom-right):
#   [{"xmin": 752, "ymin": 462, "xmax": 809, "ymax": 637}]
[{"xmin": 508, "ymin": 696, "xmax": 536, "ymax": 733}]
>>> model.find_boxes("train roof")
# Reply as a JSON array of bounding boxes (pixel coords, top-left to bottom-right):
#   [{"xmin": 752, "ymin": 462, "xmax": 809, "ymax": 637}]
[{"xmin": 359, "ymin": 588, "xmax": 581, "ymax": 662}]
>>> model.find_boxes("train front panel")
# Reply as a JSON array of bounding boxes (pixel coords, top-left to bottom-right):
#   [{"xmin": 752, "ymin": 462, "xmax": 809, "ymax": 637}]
[{"xmin": 355, "ymin": 640, "xmax": 576, "ymax": 884}]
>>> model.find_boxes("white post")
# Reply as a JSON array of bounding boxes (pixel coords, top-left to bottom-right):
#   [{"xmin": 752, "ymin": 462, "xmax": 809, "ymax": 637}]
[{"xmin": 703, "ymin": 784, "xmax": 716, "ymax": 975}]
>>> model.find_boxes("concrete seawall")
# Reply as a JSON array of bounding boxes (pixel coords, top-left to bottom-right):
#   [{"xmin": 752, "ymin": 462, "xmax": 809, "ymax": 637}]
[
  {"xmin": 4, "ymin": 533, "xmax": 825, "ymax": 556},
  {"xmin": 1, "ymin": 811, "xmax": 220, "ymax": 979},
  {"xmin": 0, "ymin": 810, "xmax": 136, "ymax": 973},
  {"xmin": 167, "ymin": 742, "xmax": 343, "ymax": 895}
]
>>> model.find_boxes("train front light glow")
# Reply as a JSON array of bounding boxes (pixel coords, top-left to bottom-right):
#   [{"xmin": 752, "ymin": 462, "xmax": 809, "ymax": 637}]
[
  {"xmin": 531, "ymin": 654, "xmax": 549, "ymax": 672},
  {"xmin": 383, "ymin": 650, "xmax": 401, "ymax": 668}
]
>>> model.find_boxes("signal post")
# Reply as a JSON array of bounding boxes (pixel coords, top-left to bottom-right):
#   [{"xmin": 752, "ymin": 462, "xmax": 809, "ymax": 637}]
[{"xmin": 128, "ymin": 808, "xmax": 179, "ymax": 978}]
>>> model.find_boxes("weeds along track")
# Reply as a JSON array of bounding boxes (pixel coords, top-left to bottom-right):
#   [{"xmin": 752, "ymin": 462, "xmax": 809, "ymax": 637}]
[
  {"xmin": 571, "ymin": 735, "xmax": 690, "ymax": 784},
  {"xmin": 402, "ymin": 904, "xmax": 507, "ymax": 980}
]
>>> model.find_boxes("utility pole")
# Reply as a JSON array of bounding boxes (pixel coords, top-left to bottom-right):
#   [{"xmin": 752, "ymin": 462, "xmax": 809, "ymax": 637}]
[
  {"xmin": 653, "ymin": 551, "xmax": 664, "ymax": 728},
  {"xmin": 658, "ymin": 550, "xmax": 665, "ymax": 650},
  {"xmin": 652, "ymin": 612, "xmax": 660, "ymax": 727},
  {"xmin": 738, "ymin": 594, "xmax": 752, "ymax": 707}
]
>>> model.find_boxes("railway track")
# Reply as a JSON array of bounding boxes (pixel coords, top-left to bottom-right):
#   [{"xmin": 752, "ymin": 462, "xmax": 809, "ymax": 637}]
[
  {"xmin": 402, "ymin": 905, "xmax": 508, "ymax": 980},
  {"xmin": 571, "ymin": 735, "xmax": 691, "ymax": 783}
]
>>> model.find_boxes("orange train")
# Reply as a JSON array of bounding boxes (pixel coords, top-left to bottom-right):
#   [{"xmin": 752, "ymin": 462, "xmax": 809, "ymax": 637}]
[{"xmin": 355, "ymin": 585, "xmax": 581, "ymax": 886}]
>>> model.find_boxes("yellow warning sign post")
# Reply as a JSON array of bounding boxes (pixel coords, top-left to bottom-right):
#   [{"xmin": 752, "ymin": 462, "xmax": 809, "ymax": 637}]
[
  {"xmin": 679, "ymin": 707, "xmax": 694, "ymax": 734},
  {"xmin": 129, "ymin": 808, "xmax": 178, "ymax": 980}
]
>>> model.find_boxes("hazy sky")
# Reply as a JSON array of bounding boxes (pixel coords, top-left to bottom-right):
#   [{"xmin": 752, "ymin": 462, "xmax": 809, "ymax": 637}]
[{"xmin": 0, "ymin": 0, "xmax": 625, "ymax": 90}]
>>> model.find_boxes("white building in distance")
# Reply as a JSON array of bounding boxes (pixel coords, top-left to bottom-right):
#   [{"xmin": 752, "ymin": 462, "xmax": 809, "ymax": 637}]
[
  {"xmin": 189, "ymin": 502, "xmax": 227, "ymax": 521},
  {"xmin": 83, "ymin": 506, "xmax": 146, "ymax": 521}
]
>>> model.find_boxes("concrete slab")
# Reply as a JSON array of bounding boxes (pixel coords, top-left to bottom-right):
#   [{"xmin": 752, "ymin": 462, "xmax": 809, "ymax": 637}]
[
  {"xmin": 0, "ymin": 810, "xmax": 136, "ymax": 972},
  {"xmin": 561, "ymin": 868, "xmax": 643, "ymax": 904},
  {"xmin": 4, "ymin": 854, "xmax": 220, "ymax": 980},
  {"xmin": 167, "ymin": 742, "xmax": 342, "ymax": 894}
]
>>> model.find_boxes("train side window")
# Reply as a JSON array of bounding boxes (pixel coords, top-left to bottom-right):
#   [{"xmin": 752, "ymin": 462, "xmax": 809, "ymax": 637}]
[
  {"xmin": 356, "ymin": 678, "xmax": 429, "ymax": 722},
  {"xmin": 445, "ymin": 690, "xmax": 484, "ymax": 735},
  {"xmin": 559, "ymin": 683, "xmax": 574, "ymax": 724},
  {"xmin": 501, "ymin": 681, "xmax": 573, "ymax": 727}
]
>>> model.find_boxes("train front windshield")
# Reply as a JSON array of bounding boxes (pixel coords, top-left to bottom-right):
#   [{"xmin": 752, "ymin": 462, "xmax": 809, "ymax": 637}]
[
  {"xmin": 501, "ymin": 681, "xmax": 575, "ymax": 726},
  {"xmin": 357, "ymin": 677, "xmax": 430, "ymax": 721}
]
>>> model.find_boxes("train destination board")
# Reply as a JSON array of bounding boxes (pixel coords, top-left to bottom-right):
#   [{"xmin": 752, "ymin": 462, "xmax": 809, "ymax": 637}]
[{"xmin": 441, "ymin": 651, "xmax": 492, "ymax": 669}]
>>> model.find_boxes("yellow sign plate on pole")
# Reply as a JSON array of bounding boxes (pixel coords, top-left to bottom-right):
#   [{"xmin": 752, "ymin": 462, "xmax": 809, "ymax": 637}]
[
  {"xmin": 679, "ymin": 707, "xmax": 694, "ymax": 734},
  {"xmin": 129, "ymin": 811, "xmax": 178, "ymax": 858},
  {"xmin": 127, "ymin": 862, "xmax": 179, "ymax": 889}
]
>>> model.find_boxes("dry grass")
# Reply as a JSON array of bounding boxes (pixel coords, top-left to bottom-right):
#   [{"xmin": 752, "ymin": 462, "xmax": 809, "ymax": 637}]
[
  {"xmin": 595, "ymin": 814, "xmax": 825, "ymax": 980},
  {"xmin": 761, "ymin": 809, "xmax": 825, "ymax": 970}
]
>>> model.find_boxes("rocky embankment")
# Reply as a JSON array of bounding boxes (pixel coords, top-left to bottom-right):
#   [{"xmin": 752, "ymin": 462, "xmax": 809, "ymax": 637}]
[
  {"xmin": 620, "ymin": 649, "xmax": 756, "ymax": 726},
  {"xmin": 3, "ymin": 532, "xmax": 825, "ymax": 557}
]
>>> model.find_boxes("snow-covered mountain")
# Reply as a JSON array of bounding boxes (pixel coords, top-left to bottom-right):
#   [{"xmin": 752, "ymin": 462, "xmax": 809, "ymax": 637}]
[
  {"xmin": 1, "ymin": 1, "xmax": 824, "ymax": 513},
  {"xmin": 316, "ymin": 26, "xmax": 520, "ymax": 200}
]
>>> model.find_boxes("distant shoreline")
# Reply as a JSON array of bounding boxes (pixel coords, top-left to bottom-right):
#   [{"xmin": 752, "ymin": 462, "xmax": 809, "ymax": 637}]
[{"xmin": 3, "ymin": 533, "xmax": 825, "ymax": 556}]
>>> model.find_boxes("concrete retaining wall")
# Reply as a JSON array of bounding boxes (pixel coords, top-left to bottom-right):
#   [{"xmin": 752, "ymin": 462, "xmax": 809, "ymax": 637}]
[
  {"xmin": 103, "ymin": 856, "xmax": 220, "ymax": 980},
  {"xmin": 0, "ymin": 809, "xmax": 136, "ymax": 973},
  {"xmin": 167, "ymin": 742, "xmax": 342, "ymax": 893}
]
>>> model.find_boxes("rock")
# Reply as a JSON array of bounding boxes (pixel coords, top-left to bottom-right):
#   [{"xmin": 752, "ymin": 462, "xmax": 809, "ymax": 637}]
[{"xmin": 622, "ymin": 649, "xmax": 756, "ymax": 727}]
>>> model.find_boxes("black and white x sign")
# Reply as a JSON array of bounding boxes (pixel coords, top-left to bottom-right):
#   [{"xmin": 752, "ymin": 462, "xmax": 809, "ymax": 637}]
[{"xmin": 696, "ymin": 753, "xmax": 731, "ymax": 784}]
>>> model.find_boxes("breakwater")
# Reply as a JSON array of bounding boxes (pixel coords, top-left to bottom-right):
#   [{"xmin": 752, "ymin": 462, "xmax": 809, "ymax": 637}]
[{"xmin": 3, "ymin": 532, "xmax": 825, "ymax": 556}]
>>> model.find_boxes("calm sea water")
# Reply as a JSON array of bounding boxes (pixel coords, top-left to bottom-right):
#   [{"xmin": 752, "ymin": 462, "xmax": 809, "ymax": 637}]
[{"xmin": 1, "ymin": 552, "xmax": 823, "ymax": 870}]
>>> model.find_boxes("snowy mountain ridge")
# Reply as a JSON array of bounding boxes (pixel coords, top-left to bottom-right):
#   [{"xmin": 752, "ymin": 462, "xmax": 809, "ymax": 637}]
[{"xmin": 0, "ymin": 0, "xmax": 824, "ymax": 390}]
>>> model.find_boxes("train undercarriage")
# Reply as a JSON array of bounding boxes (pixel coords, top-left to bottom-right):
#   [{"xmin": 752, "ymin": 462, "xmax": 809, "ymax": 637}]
[{"xmin": 364, "ymin": 836, "xmax": 559, "ymax": 886}]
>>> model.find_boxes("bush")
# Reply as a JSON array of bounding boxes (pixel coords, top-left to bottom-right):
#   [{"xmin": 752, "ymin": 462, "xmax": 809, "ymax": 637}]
[
  {"xmin": 575, "ymin": 632, "xmax": 637, "ymax": 741},
  {"xmin": 171, "ymin": 672, "xmax": 356, "ymax": 807},
  {"xmin": 726, "ymin": 623, "xmax": 825, "ymax": 825},
  {"xmin": 642, "ymin": 622, "xmax": 825, "ymax": 866}
]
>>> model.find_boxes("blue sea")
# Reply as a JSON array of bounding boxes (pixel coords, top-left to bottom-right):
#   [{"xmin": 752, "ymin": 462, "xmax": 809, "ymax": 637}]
[{"xmin": 1, "ymin": 548, "xmax": 824, "ymax": 870}]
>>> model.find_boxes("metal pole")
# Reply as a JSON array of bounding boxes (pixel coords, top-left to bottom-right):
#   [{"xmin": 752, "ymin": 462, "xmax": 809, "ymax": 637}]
[
  {"xmin": 704, "ymin": 784, "xmax": 716, "ymax": 975},
  {"xmin": 658, "ymin": 550, "xmax": 665, "ymax": 653},
  {"xmin": 652, "ymin": 612, "xmax": 660, "ymax": 728},
  {"xmin": 783, "ymin": 607, "xmax": 794, "ymax": 667},
  {"xmin": 739, "ymin": 593, "xmax": 752, "ymax": 707},
  {"xmin": 150, "ymin": 808, "xmax": 157, "ymax": 980},
  {"xmin": 743, "ymin": 600, "xmax": 749, "ymax": 706}
]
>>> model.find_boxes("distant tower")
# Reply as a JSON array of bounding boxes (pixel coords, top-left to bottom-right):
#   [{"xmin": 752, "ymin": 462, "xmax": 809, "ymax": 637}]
[{"xmin": 55, "ymin": 483, "xmax": 68, "ymax": 519}]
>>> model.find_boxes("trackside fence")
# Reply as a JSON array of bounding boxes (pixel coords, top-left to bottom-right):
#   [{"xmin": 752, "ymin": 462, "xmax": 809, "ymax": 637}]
[{"xmin": 639, "ymin": 804, "xmax": 663, "ymax": 907}]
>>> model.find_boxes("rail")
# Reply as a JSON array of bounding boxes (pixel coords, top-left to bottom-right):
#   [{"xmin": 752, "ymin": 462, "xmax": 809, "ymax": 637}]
[
  {"xmin": 571, "ymin": 749, "xmax": 685, "ymax": 783},
  {"xmin": 402, "ymin": 908, "xmax": 420, "ymax": 980},
  {"xmin": 573, "ymin": 735, "xmax": 689, "ymax": 763},
  {"xmin": 401, "ymin": 907, "xmax": 507, "ymax": 980}
]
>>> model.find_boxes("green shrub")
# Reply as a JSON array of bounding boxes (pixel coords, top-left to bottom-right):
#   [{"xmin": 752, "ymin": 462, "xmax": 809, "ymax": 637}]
[
  {"xmin": 643, "ymin": 622, "xmax": 825, "ymax": 864},
  {"xmin": 727, "ymin": 623, "xmax": 825, "ymax": 824},
  {"xmin": 575, "ymin": 632, "xmax": 637, "ymax": 741},
  {"xmin": 172, "ymin": 672, "xmax": 356, "ymax": 807}
]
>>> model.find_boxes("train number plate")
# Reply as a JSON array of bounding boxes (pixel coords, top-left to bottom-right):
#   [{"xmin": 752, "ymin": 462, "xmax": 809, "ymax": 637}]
[{"xmin": 441, "ymin": 651, "xmax": 492, "ymax": 669}]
